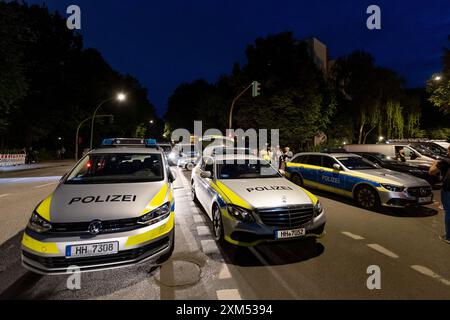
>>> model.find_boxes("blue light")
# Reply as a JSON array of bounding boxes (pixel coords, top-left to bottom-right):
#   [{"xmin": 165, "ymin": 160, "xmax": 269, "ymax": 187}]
[
  {"xmin": 102, "ymin": 138, "xmax": 114, "ymax": 146},
  {"xmin": 145, "ymin": 139, "xmax": 157, "ymax": 146}
]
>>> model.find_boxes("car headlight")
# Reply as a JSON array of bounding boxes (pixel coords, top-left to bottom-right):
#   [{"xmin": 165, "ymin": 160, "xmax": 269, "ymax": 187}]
[
  {"xmin": 227, "ymin": 205, "xmax": 254, "ymax": 222},
  {"xmin": 138, "ymin": 203, "xmax": 171, "ymax": 225},
  {"xmin": 313, "ymin": 201, "xmax": 323, "ymax": 217},
  {"xmin": 381, "ymin": 183, "xmax": 405, "ymax": 192},
  {"xmin": 28, "ymin": 211, "xmax": 52, "ymax": 233}
]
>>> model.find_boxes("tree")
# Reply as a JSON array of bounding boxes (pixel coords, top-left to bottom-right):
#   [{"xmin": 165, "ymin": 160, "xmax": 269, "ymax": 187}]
[{"xmin": 427, "ymin": 36, "xmax": 450, "ymax": 114}]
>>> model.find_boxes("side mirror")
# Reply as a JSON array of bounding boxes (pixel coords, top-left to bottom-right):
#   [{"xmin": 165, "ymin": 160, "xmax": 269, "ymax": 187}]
[
  {"xmin": 200, "ymin": 171, "xmax": 212, "ymax": 179},
  {"xmin": 169, "ymin": 169, "xmax": 177, "ymax": 183},
  {"xmin": 333, "ymin": 164, "xmax": 342, "ymax": 171}
]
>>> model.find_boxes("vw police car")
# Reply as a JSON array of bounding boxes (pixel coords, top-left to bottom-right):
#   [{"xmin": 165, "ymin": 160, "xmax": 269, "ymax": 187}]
[
  {"xmin": 285, "ymin": 152, "xmax": 433, "ymax": 209},
  {"xmin": 21, "ymin": 138, "xmax": 176, "ymax": 275},
  {"xmin": 191, "ymin": 152, "xmax": 326, "ymax": 246}
]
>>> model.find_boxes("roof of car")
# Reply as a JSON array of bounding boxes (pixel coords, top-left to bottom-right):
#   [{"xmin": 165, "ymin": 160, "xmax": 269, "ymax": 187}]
[
  {"xmin": 90, "ymin": 147, "xmax": 163, "ymax": 155},
  {"xmin": 212, "ymin": 154, "xmax": 261, "ymax": 162},
  {"xmin": 294, "ymin": 152, "xmax": 360, "ymax": 158}
]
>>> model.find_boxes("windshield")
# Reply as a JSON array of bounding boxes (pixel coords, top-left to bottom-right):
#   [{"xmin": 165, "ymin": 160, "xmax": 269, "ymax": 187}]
[
  {"xmin": 66, "ymin": 153, "xmax": 164, "ymax": 184},
  {"xmin": 338, "ymin": 157, "xmax": 378, "ymax": 170},
  {"xmin": 217, "ymin": 160, "xmax": 281, "ymax": 179}
]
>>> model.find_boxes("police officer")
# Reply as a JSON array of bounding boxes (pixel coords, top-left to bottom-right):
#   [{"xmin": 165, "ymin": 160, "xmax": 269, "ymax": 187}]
[{"xmin": 430, "ymin": 145, "xmax": 450, "ymax": 244}]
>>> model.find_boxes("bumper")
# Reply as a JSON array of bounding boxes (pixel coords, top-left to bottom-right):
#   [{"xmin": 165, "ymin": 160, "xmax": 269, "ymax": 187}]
[
  {"xmin": 378, "ymin": 188, "xmax": 433, "ymax": 208},
  {"xmin": 21, "ymin": 214, "xmax": 174, "ymax": 275},
  {"xmin": 222, "ymin": 209, "xmax": 326, "ymax": 247}
]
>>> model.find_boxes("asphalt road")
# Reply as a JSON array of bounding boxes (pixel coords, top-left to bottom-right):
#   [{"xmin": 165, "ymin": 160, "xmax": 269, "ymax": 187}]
[{"xmin": 0, "ymin": 164, "xmax": 449, "ymax": 300}]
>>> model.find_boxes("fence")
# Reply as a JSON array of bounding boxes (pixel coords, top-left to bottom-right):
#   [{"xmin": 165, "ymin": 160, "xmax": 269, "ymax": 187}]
[{"xmin": 0, "ymin": 154, "xmax": 27, "ymax": 167}]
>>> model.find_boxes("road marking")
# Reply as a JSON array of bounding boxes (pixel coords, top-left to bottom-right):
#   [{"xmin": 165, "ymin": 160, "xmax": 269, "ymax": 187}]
[
  {"xmin": 367, "ymin": 244, "xmax": 399, "ymax": 259},
  {"xmin": 342, "ymin": 231, "xmax": 365, "ymax": 240},
  {"xmin": 0, "ymin": 194, "xmax": 10, "ymax": 199},
  {"xmin": 411, "ymin": 265, "xmax": 450, "ymax": 286},
  {"xmin": 197, "ymin": 225, "xmax": 211, "ymax": 236},
  {"xmin": 193, "ymin": 215, "xmax": 204, "ymax": 223},
  {"xmin": 200, "ymin": 240, "xmax": 219, "ymax": 254},
  {"xmin": 218, "ymin": 264, "xmax": 232, "ymax": 279},
  {"xmin": 216, "ymin": 289, "xmax": 241, "ymax": 300},
  {"xmin": 33, "ymin": 182, "xmax": 57, "ymax": 189}
]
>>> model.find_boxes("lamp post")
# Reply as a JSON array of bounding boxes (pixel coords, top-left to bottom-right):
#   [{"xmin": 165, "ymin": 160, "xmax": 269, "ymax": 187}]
[
  {"xmin": 76, "ymin": 115, "xmax": 113, "ymax": 161},
  {"xmin": 89, "ymin": 93, "xmax": 126, "ymax": 150},
  {"xmin": 228, "ymin": 81, "xmax": 261, "ymax": 129}
]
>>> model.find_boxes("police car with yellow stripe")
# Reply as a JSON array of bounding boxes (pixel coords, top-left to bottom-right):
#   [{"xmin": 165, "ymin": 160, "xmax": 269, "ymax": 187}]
[
  {"xmin": 22, "ymin": 138, "xmax": 176, "ymax": 275},
  {"xmin": 285, "ymin": 152, "xmax": 433, "ymax": 210},
  {"xmin": 191, "ymin": 152, "xmax": 326, "ymax": 246}
]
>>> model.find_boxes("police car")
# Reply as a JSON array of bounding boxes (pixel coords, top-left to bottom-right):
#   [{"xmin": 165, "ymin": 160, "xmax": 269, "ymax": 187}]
[
  {"xmin": 191, "ymin": 152, "xmax": 326, "ymax": 246},
  {"xmin": 285, "ymin": 152, "xmax": 433, "ymax": 209},
  {"xmin": 22, "ymin": 138, "xmax": 176, "ymax": 275}
]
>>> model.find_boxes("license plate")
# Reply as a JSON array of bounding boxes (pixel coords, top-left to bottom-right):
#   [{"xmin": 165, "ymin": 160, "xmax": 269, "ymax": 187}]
[
  {"xmin": 66, "ymin": 242, "xmax": 119, "ymax": 258},
  {"xmin": 418, "ymin": 196, "xmax": 432, "ymax": 204},
  {"xmin": 275, "ymin": 228, "xmax": 306, "ymax": 239}
]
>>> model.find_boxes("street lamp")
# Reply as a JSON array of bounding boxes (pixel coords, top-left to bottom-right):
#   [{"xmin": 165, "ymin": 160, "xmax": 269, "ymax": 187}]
[
  {"xmin": 149, "ymin": 120, "xmax": 154, "ymax": 125},
  {"xmin": 89, "ymin": 92, "xmax": 126, "ymax": 150},
  {"xmin": 379, "ymin": 136, "xmax": 384, "ymax": 143},
  {"xmin": 433, "ymin": 75, "xmax": 442, "ymax": 81}
]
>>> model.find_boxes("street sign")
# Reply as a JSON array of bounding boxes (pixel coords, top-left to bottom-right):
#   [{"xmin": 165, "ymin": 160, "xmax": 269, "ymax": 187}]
[{"xmin": 252, "ymin": 81, "xmax": 261, "ymax": 98}]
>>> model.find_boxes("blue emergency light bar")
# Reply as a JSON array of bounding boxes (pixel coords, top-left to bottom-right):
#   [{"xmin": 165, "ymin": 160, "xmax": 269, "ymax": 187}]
[{"xmin": 101, "ymin": 138, "xmax": 158, "ymax": 148}]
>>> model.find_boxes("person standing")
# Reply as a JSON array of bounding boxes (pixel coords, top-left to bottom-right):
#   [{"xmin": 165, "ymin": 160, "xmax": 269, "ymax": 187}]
[{"xmin": 430, "ymin": 145, "xmax": 450, "ymax": 244}]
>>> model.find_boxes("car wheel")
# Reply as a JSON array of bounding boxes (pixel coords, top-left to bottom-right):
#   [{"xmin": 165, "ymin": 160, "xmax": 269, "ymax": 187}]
[
  {"xmin": 291, "ymin": 173, "xmax": 304, "ymax": 187},
  {"xmin": 355, "ymin": 186, "xmax": 379, "ymax": 210},
  {"xmin": 157, "ymin": 228, "xmax": 175, "ymax": 264},
  {"xmin": 185, "ymin": 162, "xmax": 195, "ymax": 171},
  {"xmin": 212, "ymin": 205, "xmax": 225, "ymax": 244},
  {"xmin": 191, "ymin": 181, "xmax": 198, "ymax": 202}
]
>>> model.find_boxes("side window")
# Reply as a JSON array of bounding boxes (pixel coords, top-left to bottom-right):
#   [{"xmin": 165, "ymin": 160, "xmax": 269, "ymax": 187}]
[
  {"xmin": 321, "ymin": 156, "xmax": 338, "ymax": 169},
  {"xmin": 293, "ymin": 155, "xmax": 307, "ymax": 164},
  {"xmin": 306, "ymin": 155, "xmax": 321, "ymax": 166}
]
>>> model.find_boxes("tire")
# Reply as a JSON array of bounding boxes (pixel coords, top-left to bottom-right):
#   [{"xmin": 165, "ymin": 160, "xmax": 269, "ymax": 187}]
[
  {"xmin": 291, "ymin": 173, "xmax": 304, "ymax": 187},
  {"xmin": 211, "ymin": 205, "xmax": 225, "ymax": 245},
  {"xmin": 191, "ymin": 181, "xmax": 198, "ymax": 203},
  {"xmin": 354, "ymin": 185, "xmax": 380, "ymax": 210},
  {"xmin": 157, "ymin": 228, "xmax": 175, "ymax": 264},
  {"xmin": 185, "ymin": 162, "xmax": 195, "ymax": 171}
]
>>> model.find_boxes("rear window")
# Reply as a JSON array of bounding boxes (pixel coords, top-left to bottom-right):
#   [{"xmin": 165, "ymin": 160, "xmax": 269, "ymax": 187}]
[{"xmin": 65, "ymin": 153, "xmax": 164, "ymax": 184}]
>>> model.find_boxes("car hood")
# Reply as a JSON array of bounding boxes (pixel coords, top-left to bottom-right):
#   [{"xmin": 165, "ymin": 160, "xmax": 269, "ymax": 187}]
[
  {"xmin": 217, "ymin": 177, "xmax": 314, "ymax": 209},
  {"xmin": 48, "ymin": 181, "xmax": 168, "ymax": 223},
  {"xmin": 351, "ymin": 169, "xmax": 430, "ymax": 187}
]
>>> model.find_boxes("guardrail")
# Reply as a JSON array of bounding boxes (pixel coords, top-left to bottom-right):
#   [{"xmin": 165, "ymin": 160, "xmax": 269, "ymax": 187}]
[{"xmin": 0, "ymin": 154, "xmax": 26, "ymax": 167}]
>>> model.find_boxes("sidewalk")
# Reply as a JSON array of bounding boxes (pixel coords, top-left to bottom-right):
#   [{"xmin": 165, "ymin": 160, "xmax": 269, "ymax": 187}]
[{"xmin": 0, "ymin": 160, "xmax": 75, "ymax": 173}]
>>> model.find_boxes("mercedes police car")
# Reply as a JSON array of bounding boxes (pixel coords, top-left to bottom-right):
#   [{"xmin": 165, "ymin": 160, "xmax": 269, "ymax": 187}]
[
  {"xmin": 285, "ymin": 152, "xmax": 433, "ymax": 210},
  {"xmin": 191, "ymin": 152, "xmax": 326, "ymax": 246},
  {"xmin": 21, "ymin": 138, "xmax": 176, "ymax": 275}
]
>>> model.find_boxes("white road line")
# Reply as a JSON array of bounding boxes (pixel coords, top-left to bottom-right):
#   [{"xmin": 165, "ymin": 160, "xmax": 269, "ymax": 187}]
[
  {"xmin": 367, "ymin": 244, "xmax": 399, "ymax": 259},
  {"xmin": 196, "ymin": 225, "xmax": 211, "ymax": 236},
  {"xmin": 411, "ymin": 265, "xmax": 450, "ymax": 286},
  {"xmin": 193, "ymin": 215, "xmax": 204, "ymax": 223},
  {"xmin": 200, "ymin": 239, "xmax": 219, "ymax": 254},
  {"xmin": 216, "ymin": 289, "xmax": 241, "ymax": 300},
  {"xmin": 0, "ymin": 194, "xmax": 10, "ymax": 199},
  {"xmin": 218, "ymin": 264, "xmax": 232, "ymax": 279},
  {"xmin": 33, "ymin": 182, "xmax": 57, "ymax": 189},
  {"xmin": 341, "ymin": 231, "xmax": 365, "ymax": 240}
]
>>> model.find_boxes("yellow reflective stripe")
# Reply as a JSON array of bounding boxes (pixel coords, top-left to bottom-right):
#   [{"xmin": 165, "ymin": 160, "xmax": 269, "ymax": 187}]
[
  {"xmin": 167, "ymin": 188, "xmax": 173, "ymax": 203},
  {"xmin": 22, "ymin": 233, "xmax": 59, "ymax": 254},
  {"xmin": 140, "ymin": 184, "xmax": 169, "ymax": 215},
  {"xmin": 299, "ymin": 187, "xmax": 318, "ymax": 205},
  {"xmin": 215, "ymin": 180, "xmax": 252, "ymax": 210},
  {"xmin": 286, "ymin": 162, "xmax": 322, "ymax": 170},
  {"xmin": 36, "ymin": 194, "xmax": 52, "ymax": 221},
  {"xmin": 224, "ymin": 235, "xmax": 264, "ymax": 247},
  {"xmin": 125, "ymin": 212, "xmax": 174, "ymax": 247}
]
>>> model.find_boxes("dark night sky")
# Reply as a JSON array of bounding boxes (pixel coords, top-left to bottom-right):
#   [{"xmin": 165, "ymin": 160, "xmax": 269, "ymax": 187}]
[{"xmin": 28, "ymin": 0, "xmax": 450, "ymax": 116}]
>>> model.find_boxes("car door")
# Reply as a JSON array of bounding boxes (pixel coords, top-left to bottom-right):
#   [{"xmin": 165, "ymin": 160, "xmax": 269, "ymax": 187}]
[
  {"xmin": 196, "ymin": 157, "xmax": 215, "ymax": 217},
  {"xmin": 301, "ymin": 154, "xmax": 321, "ymax": 188},
  {"xmin": 318, "ymin": 155, "xmax": 344, "ymax": 195}
]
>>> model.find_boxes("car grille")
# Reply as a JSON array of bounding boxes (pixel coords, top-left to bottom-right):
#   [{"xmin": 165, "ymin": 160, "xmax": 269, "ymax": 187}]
[
  {"xmin": 406, "ymin": 186, "xmax": 432, "ymax": 198},
  {"xmin": 49, "ymin": 217, "xmax": 142, "ymax": 235},
  {"xmin": 256, "ymin": 205, "xmax": 315, "ymax": 229},
  {"xmin": 23, "ymin": 236, "xmax": 170, "ymax": 270}
]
